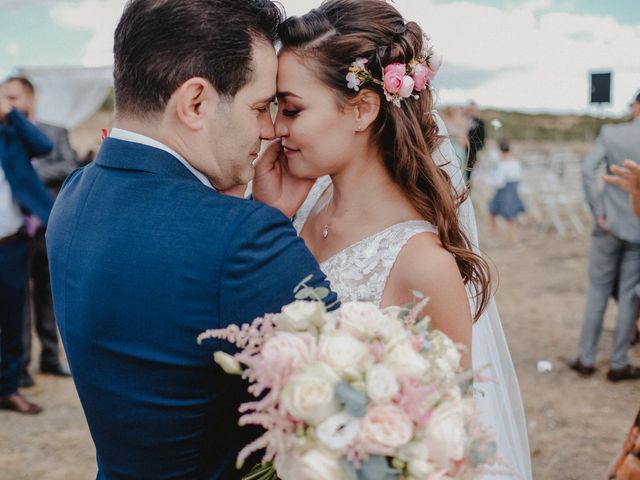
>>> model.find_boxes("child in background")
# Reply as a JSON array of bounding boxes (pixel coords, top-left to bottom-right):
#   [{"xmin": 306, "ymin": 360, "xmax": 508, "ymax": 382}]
[{"xmin": 488, "ymin": 140, "xmax": 525, "ymax": 244}]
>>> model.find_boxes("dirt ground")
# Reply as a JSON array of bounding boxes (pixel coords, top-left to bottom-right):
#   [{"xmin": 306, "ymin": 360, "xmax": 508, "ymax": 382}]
[{"xmin": 1, "ymin": 175, "xmax": 638, "ymax": 479}]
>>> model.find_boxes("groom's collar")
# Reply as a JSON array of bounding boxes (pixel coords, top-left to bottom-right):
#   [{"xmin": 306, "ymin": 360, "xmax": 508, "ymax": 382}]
[
  {"xmin": 104, "ymin": 128, "xmax": 214, "ymax": 189},
  {"xmin": 96, "ymin": 135, "xmax": 215, "ymax": 190}
]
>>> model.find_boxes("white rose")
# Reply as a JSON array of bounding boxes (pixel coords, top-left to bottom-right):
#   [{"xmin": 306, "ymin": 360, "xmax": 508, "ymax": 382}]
[
  {"xmin": 407, "ymin": 459, "xmax": 435, "ymax": 479},
  {"xmin": 316, "ymin": 411, "xmax": 361, "ymax": 450},
  {"xmin": 423, "ymin": 399, "xmax": 467, "ymax": 467},
  {"xmin": 337, "ymin": 302, "xmax": 389, "ymax": 340},
  {"xmin": 277, "ymin": 448, "xmax": 352, "ymax": 480},
  {"xmin": 359, "ymin": 404, "xmax": 414, "ymax": 451},
  {"xmin": 276, "ymin": 301, "xmax": 325, "ymax": 332},
  {"xmin": 384, "ymin": 341, "xmax": 429, "ymax": 379},
  {"xmin": 377, "ymin": 318, "xmax": 408, "ymax": 344},
  {"xmin": 397, "ymin": 439, "xmax": 429, "ymax": 461},
  {"xmin": 365, "ymin": 364, "xmax": 399, "ymax": 404},
  {"xmin": 428, "ymin": 330, "xmax": 462, "ymax": 372},
  {"xmin": 280, "ymin": 362, "xmax": 341, "ymax": 425},
  {"xmin": 318, "ymin": 331, "xmax": 372, "ymax": 379},
  {"xmin": 262, "ymin": 331, "xmax": 315, "ymax": 370},
  {"xmin": 213, "ymin": 351, "xmax": 242, "ymax": 375}
]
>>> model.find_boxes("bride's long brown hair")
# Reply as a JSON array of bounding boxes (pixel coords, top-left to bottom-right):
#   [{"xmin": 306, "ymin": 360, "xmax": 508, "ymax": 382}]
[{"xmin": 279, "ymin": 0, "xmax": 491, "ymax": 320}]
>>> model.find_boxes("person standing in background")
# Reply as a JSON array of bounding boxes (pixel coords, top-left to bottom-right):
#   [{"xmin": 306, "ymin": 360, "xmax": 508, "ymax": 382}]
[
  {"xmin": 570, "ymin": 91, "xmax": 640, "ymax": 382},
  {"xmin": 465, "ymin": 100, "xmax": 485, "ymax": 183},
  {"xmin": 0, "ymin": 81, "xmax": 53, "ymax": 414},
  {"xmin": 488, "ymin": 140, "xmax": 525, "ymax": 244},
  {"xmin": 1, "ymin": 77, "xmax": 76, "ymax": 388}
]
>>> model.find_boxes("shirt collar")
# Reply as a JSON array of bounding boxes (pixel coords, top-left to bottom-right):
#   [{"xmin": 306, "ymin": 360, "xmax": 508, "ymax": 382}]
[{"xmin": 110, "ymin": 128, "xmax": 214, "ymax": 189}]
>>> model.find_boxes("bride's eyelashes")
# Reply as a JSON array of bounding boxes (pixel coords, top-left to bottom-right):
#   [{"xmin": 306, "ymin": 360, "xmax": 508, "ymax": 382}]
[{"xmin": 282, "ymin": 109, "xmax": 301, "ymax": 117}]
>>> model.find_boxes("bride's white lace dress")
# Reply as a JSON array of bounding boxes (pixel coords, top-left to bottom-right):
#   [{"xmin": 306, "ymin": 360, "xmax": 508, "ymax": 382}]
[{"xmin": 293, "ymin": 115, "xmax": 532, "ymax": 480}]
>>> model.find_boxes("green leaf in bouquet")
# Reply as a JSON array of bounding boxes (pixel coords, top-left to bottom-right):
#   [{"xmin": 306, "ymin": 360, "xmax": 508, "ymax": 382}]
[
  {"xmin": 242, "ymin": 462, "xmax": 281, "ymax": 480},
  {"xmin": 294, "ymin": 287, "xmax": 315, "ymax": 299},
  {"xmin": 313, "ymin": 287, "xmax": 330, "ymax": 299},
  {"xmin": 294, "ymin": 274, "xmax": 315, "ymax": 291},
  {"xmin": 335, "ymin": 382, "xmax": 368, "ymax": 418},
  {"xmin": 469, "ymin": 440, "xmax": 498, "ymax": 467},
  {"xmin": 356, "ymin": 455, "xmax": 400, "ymax": 480}
]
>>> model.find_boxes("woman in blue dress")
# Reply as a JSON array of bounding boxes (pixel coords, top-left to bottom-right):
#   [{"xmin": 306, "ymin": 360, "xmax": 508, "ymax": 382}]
[{"xmin": 489, "ymin": 140, "xmax": 525, "ymax": 244}]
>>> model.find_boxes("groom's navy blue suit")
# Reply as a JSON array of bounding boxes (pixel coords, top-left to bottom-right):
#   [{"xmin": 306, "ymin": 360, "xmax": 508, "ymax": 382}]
[{"xmin": 46, "ymin": 137, "xmax": 336, "ymax": 479}]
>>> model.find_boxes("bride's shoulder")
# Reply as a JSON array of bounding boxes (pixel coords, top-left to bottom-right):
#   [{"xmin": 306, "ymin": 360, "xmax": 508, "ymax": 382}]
[{"xmin": 389, "ymin": 232, "xmax": 465, "ymax": 301}]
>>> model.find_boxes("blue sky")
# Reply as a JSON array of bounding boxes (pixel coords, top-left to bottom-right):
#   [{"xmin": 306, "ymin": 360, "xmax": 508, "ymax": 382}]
[{"xmin": 1, "ymin": 0, "xmax": 639, "ymax": 114}]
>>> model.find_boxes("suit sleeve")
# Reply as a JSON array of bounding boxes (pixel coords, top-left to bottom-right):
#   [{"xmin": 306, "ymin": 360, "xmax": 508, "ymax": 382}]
[
  {"xmin": 219, "ymin": 203, "xmax": 338, "ymax": 327},
  {"xmin": 35, "ymin": 127, "xmax": 78, "ymax": 183},
  {"xmin": 582, "ymin": 128, "xmax": 607, "ymax": 219},
  {"xmin": 7, "ymin": 108, "xmax": 53, "ymax": 157}
]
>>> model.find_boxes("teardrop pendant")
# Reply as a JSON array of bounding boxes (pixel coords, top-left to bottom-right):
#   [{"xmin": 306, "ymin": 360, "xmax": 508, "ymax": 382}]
[{"xmin": 322, "ymin": 224, "xmax": 329, "ymax": 239}]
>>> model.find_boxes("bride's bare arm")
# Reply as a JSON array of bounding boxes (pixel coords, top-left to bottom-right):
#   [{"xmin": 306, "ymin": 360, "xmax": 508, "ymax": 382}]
[{"xmin": 382, "ymin": 233, "xmax": 473, "ymax": 369}]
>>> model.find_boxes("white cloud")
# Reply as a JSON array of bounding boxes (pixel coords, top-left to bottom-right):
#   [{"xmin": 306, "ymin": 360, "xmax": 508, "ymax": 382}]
[
  {"xmin": 46, "ymin": 0, "xmax": 640, "ymax": 113},
  {"xmin": 279, "ymin": 0, "xmax": 640, "ymax": 113},
  {"xmin": 6, "ymin": 43, "xmax": 20, "ymax": 56},
  {"xmin": 50, "ymin": 0, "xmax": 126, "ymax": 67}
]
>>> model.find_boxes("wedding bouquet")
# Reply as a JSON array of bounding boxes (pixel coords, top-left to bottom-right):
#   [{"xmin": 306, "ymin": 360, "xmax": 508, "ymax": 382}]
[{"xmin": 198, "ymin": 280, "xmax": 499, "ymax": 480}]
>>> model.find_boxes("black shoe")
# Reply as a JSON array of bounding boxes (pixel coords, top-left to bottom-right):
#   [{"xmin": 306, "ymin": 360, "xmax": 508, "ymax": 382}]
[
  {"xmin": 40, "ymin": 364, "xmax": 72, "ymax": 377},
  {"xmin": 19, "ymin": 371, "xmax": 35, "ymax": 389},
  {"xmin": 568, "ymin": 358, "xmax": 596, "ymax": 377},
  {"xmin": 607, "ymin": 365, "xmax": 640, "ymax": 382}
]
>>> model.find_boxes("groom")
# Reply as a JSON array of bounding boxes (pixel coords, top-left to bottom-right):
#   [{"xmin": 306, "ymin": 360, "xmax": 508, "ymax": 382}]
[{"xmin": 46, "ymin": 1, "xmax": 335, "ymax": 479}]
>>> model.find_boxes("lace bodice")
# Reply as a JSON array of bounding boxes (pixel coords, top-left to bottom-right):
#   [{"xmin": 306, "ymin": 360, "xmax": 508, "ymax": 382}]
[{"xmin": 293, "ymin": 176, "xmax": 437, "ymax": 306}]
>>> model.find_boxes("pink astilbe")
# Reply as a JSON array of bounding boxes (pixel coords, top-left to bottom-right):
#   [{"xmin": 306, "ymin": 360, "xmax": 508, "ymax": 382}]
[
  {"xmin": 396, "ymin": 377, "xmax": 439, "ymax": 426},
  {"xmin": 403, "ymin": 297, "xmax": 430, "ymax": 327},
  {"xmin": 196, "ymin": 314, "xmax": 278, "ymax": 350}
]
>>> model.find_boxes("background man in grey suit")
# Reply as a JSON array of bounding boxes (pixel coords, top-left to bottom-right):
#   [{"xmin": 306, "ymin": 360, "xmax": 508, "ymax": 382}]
[
  {"xmin": 1, "ymin": 77, "xmax": 76, "ymax": 387},
  {"xmin": 570, "ymin": 91, "xmax": 640, "ymax": 382}
]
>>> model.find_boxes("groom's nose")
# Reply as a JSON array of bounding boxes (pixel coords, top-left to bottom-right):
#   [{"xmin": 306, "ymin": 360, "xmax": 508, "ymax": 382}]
[{"xmin": 260, "ymin": 114, "xmax": 276, "ymax": 141}]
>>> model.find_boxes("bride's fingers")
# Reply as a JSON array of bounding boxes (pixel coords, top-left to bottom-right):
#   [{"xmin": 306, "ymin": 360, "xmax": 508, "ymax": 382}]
[{"xmin": 254, "ymin": 139, "xmax": 282, "ymax": 174}]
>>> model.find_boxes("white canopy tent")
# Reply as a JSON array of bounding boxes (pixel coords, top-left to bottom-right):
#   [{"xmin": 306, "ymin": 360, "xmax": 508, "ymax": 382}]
[{"xmin": 16, "ymin": 66, "xmax": 113, "ymax": 129}]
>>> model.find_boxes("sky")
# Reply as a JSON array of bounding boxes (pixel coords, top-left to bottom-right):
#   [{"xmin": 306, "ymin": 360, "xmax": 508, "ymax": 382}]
[{"xmin": 0, "ymin": 0, "xmax": 639, "ymax": 115}]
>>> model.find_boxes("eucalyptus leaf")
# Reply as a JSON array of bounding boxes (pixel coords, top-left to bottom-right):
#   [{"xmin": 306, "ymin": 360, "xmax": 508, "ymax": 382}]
[
  {"xmin": 313, "ymin": 287, "xmax": 330, "ymax": 299},
  {"xmin": 294, "ymin": 274, "xmax": 315, "ymax": 291},
  {"xmin": 294, "ymin": 287, "xmax": 315, "ymax": 299}
]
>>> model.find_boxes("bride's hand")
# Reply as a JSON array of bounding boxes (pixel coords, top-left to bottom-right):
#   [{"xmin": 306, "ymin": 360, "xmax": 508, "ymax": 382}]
[{"xmin": 252, "ymin": 139, "xmax": 315, "ymax": 218}]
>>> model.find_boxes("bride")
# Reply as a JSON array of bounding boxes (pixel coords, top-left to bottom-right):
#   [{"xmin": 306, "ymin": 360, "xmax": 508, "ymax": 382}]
[{"xmin": 253, "ymin": 0, "xmax": 531, "ymax": 477}]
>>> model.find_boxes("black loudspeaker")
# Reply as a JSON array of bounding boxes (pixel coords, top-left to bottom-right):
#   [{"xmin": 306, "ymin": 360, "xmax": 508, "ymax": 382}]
[{"xmin": 590, "ymin": 72, "xmax": 611, "ymax": 103}]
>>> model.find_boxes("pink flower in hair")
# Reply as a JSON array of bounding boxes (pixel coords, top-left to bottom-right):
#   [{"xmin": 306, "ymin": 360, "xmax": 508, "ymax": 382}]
[
  {"xmin": 399, "ymin": 75, "xmax": 415, "ymax": 98},
  {"xmin": 382, "ymin": 63, "xmax": 405, "ymax": 94},
  {"xmin": 427, "ymin": 52, "xmax": 444, "ymax": 81},
  {"xmin": 411, "ymin": 63, "xmax": 429, "ymax": 91}
]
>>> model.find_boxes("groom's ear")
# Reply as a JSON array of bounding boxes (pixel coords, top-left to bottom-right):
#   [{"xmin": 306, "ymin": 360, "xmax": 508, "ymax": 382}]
[
  {"xmin": 174, "ymin": 77, "xmax": 219, "ymax": 131},
  {"xmin": 353, "ymin": 90, "xmax": 381, "ymax": 131}
]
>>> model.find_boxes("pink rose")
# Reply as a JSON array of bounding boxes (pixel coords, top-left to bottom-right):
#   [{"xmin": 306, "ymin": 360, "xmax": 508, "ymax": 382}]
[
  {"xmin": 359, "ymin": 404, "xmax": 414, "ymax": 454},
  {"xmin": 399, "ymin": 75, "xmax": 415, "ymax": 98},
  {"xmin": 427, "ymin": 53, "xmax": 444, "ymax": 81},
  {"xmin": 383, "ymin": 63, "xmax": 406, "ymax": 94},
  {"xmin": 411, "ymin": 63, "xmax": 429, "ymax": 91}
]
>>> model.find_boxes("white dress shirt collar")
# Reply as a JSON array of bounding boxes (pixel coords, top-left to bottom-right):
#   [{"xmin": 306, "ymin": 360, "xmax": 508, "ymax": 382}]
[{"xmin": 110, "ymin": 128, "xmax": 214, "ymax": 189}]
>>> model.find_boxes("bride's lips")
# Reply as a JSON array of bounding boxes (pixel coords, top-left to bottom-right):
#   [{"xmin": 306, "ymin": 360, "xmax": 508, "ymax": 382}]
[{"xmin": 282, "ymin": 145, "xmax": 300, "ymax": 155}]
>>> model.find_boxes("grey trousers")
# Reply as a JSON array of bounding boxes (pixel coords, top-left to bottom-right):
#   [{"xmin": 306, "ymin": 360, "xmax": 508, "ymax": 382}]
[{"xmin": 579, "ymin": 229, "xmax": 640, "ymax": 369}]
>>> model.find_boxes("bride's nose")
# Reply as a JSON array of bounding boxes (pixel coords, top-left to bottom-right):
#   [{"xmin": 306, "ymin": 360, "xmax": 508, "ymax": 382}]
[{"xmin": 273, "ymin": 113, "xmax": 288, "ymax": 138}]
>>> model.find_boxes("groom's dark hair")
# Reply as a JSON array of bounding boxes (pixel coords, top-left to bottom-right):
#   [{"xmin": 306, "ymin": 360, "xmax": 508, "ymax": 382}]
[{"xmin": 113, "ymin": 0, "xmax": 283, "ymax": 116}]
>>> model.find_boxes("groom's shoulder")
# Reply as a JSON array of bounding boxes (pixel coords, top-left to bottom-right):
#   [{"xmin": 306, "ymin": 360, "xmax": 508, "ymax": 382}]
[{"xmin": 199, "ymin": 193, "xmax": 292, "ymax": 230}]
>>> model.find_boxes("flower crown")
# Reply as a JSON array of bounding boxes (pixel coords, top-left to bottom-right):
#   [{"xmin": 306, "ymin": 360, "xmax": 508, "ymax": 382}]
[{"xmin": 345, "ymin": 50, "xmax": 443, "ymax": 107}]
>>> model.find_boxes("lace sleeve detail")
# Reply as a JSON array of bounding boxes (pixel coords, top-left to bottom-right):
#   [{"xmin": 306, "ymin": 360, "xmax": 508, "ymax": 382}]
[{"xmin": 321, "ymin": 221, "xmax": 437, "ymax": 306}]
